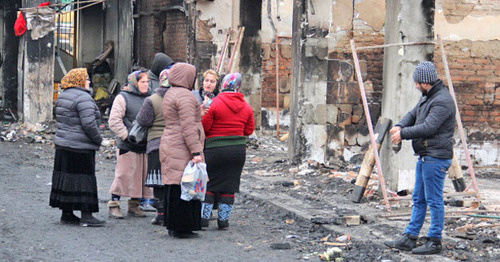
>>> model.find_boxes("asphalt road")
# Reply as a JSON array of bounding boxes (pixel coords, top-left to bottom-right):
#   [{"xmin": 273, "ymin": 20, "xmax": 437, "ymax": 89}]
[{"xmin": 0, "ymin": 142, "xmax": 304, "ymax": 261}]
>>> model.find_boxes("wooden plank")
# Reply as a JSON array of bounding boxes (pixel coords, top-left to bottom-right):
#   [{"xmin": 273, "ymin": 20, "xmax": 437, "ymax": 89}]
[{"xmin": 387, "ymin": 191, "xmax": 477, "ymax": 201}]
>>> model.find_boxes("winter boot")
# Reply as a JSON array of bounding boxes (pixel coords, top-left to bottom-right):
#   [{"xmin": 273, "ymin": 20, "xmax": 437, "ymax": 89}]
[
  {"xmin": 128, "ymin": 199, "xmax": 146, "ymax": 217},
  {"xmin": 217, "ymin": 193, "xmax": 235, "ymax": 230},
  {"xmin": 60, "ymin": 210, "xmax": 80, "ymax": 224},
  {"xmin": 80, "ymin": 212, "xmax": 105, "ymax": 227},
  {"xmin": 384, "ymin": 233, "xmax": 418, "ymax": 251},
  {"xmin": 412, "ymin": 237, "xmax": 442, "ymax": 255},
  {"xmin": 201, "ymin": 191, "xmax": 215, "ymax": 227},
  {"xmin": 151, "ymin": 198, "xmax": 165, "ymax": 226},
  {"xmin": 108, "ymin": 200, "xmax": 124, "ymax": 219},
  {"xmin": 140, "ymin": 198, "xmax": 156, "ymax": 212},
  {"xmin": 151, "ymin": 213, "xmax": 164, "ymax": 225}
]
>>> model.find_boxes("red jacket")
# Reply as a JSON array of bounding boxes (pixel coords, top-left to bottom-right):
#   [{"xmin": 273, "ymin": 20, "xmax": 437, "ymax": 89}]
[{"xmin": 202, "ymin": 92, "xmax": 255, "ymax": 139}]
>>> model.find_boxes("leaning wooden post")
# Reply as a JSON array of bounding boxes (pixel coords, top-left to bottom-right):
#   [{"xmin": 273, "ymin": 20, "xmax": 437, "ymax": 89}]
[
  {"xmin": 437, "ymin": 35, "xmax": 480, "ymax": 202},
  {"xmin": 350, "ymin": 39, "xmax": 391, "ymax": 211},
  {"xmin": 352, "ymin": 118, "xmax": 392, "ymax": 203}
]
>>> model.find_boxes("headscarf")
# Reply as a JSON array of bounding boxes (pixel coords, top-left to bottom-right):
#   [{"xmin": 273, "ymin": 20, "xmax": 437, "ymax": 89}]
[
  {"xmin": 221, "ymin": 73, "xmax": 242, "ymax": 92},
  {"xmin": 60, "ymin": 68, "xmax": 88, "ymax": 89},
  {"xmin": 159, "ymin": 69, "xmax": 171, "ymax": 88},
  {"xmin": 125, "ymin": 70, "xmax": 151, "ymax": 96}
]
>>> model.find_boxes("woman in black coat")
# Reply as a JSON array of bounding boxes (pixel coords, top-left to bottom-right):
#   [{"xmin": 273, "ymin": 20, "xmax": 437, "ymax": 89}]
[{"xmin": 50, "ymin": 68, "xmax": 104, "ymax": 227}]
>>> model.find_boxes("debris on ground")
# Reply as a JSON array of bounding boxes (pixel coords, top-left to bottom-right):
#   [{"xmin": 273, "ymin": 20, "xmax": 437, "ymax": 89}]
[{"xmin": 2, "ymin": 123, "xmax": 499, "ymax": 261}]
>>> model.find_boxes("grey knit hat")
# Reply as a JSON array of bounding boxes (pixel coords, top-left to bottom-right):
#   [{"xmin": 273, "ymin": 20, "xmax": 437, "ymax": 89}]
[{"xmin": 413, "ymin": 61, "xmax": 438, "ymax": 84}]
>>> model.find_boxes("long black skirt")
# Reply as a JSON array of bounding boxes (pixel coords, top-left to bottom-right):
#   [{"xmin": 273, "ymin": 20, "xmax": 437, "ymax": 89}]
[
  {"xmin": 164, "ymin": 185, "xmax": 201, "ymax": 232},
  {"xmin": 49, "ymin": 148, "xmax": 99, "ymax": 212},
  {"xmin": 145, "ymin": 149, "xmax": 163, "ymax": 187},
  {"xmin": 204, "ymin": 144, "xmax": 246, "ymax": 193}
]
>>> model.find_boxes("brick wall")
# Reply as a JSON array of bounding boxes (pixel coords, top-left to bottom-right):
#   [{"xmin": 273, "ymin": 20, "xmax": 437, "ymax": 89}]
[
  {"xmin": 163, "ymin": 11, "xmax": 188, "ymax": 62},
  {"xmin": 435, "ymin": 43, "xmax": 499, "ymax": 135},
  {"xmin": 135, "ymin": 0, "xmax": 190, "ymax": 68},
  {"xmin": 135, "ymin": 0, "xmax": 163, "ymax": 68},
  {"xmin": 261, "ymin": 42, "xmax": 292, "ymax": 108},
  {"xmin": 434, "ymin": 0, "xmax": 499, "ymax": 150}
]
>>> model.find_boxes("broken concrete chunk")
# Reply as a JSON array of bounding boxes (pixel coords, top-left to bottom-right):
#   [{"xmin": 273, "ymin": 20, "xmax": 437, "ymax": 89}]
[{"xmin": 344, "ymin": 215, "xmax": 361, "ymax": 226}]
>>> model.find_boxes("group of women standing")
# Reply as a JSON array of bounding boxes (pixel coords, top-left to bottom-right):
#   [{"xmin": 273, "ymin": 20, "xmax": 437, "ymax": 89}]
[{"xmin": 49, "ymin": 58, "xmax": 255, "ymax": 238}]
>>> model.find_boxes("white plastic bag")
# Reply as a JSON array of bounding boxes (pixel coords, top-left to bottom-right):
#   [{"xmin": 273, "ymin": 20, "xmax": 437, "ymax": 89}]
[{"xmin": 180, "ymin": 161, "xmax": 208, "ymax": 201}]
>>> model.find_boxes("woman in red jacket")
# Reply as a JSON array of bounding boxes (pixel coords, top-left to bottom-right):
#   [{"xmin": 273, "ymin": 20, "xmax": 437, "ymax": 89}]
[{"xmin": 201, "ymin": 73, "xmax": 255, "ymax": 229}]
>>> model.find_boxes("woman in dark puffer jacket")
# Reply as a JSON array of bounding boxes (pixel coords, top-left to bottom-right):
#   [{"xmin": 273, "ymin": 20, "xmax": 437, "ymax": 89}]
[{"xmin": 50, "ymin": 68, "xmax": 104, "ymax": 227}]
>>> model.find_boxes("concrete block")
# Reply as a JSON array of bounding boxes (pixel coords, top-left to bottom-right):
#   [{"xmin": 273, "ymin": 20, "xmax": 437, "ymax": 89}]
[
  {"xmin": 304, "ymin": 57, "xmax": 328, "ymax": 81},
  {"xmin": 279, "ymin": 76, "xmax": 291, "ymax": 93},
  {"xmin": 326, "ymin": 104, "xmax": 339, "ymax": 125},
  {"xmin": 345, "ymin": 125, "xmax": 358, "ymax": 146},
  {"xmin": 327, "ymin": 82, "xmax": 361, "ymax": 104},
  {"xmin": 344, "ymin": 215, "xmax": 361, "ymax": 226},
  {"xmin": 304, "ymin": 125, "xmax": 327, "ymax": 163},
  {"xmin": 351, "ymin": 105, "xmax": 364, "ymax": 124},
  {"xmin": 326, "ymin": 124, "xmax": 345, "ymax": 158},
  {"xmin": 354, "ymin": 60, "xmax": 368, "ymax": 81},
  {"xmin": 337, "ymin": 104, "xmax": 352, "ymax": 128},
  {"xmin": 314, "ymin": 104, "xmax": 327, "ymax": 125},
  {"xmin": 328, "ymin": 59, "xmax": 354, "ymax": 82},
  {"xmin": 304, "ymin": 38, "xmax": 318, "ymax": 58},
  {"xmin": 357, "ymin": 124, "xmax": 370, "ymax": 147},
  {"xmin": 280, "ymin": 44, "xmax": 292, "ymax": 59},
  {"xmin": 303, "ymin": 81, "xmax": 327, "ymax": 106}
]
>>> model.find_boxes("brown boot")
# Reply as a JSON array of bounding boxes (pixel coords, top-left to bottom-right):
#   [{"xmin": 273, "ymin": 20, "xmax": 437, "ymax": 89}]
[
  {"xmin": 108, "ymin": 200, "xmax": 124, "ymax": 219},
  {"xmin": 128, "ymin": 199, "xmax": 146, "ymax": 217}
]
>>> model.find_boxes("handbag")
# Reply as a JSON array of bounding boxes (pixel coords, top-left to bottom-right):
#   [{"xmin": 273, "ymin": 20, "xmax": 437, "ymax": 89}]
[
  {"xmin": 180, "ymin": 161, "xmax": 208, "ymax": 201},
  {"xmin": 128, "ymin": 120, "xmax": 148, "ymax": 144}
]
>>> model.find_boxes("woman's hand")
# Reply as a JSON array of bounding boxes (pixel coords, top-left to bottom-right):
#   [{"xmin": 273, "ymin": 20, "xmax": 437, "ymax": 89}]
[
  {"xmin": 200, "ymin": 105, "xmax": 208, "ymax": 116},
  {"xmin": 192, "ymin": 155, "xmax": 203, "ymax": 163}
]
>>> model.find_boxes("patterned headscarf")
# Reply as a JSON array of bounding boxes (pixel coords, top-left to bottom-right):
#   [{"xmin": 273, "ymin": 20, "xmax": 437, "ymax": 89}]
[
  {"xmin": 60, "ymin": 68, "xmax": 88, "ymax": 89},
  {"xmin": 127, "ymin": 70, "xmax": 142, "ymax": 90},
  {"xmin": 159, "ymin": 69, "xmax": 170, "ymax": 88},
  {"xmin": 221, "ymin": 73, "xmax": 242, "ymax": 92}
]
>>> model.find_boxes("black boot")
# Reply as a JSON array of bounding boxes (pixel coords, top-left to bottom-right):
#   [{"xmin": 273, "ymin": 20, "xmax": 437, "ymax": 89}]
[
  {"xmin": 384, "ymin": 233, "xmax": 418, "ymax": 251},
  {"xmin": 80, "ymin": 212, "xmax": 105, "ymax": 227},
  {"xmin": 412, "ymin": 237, "xmax": 442, "ymax": 255},
  {"xmin": 151, "ymin": 213, "xmax": 165, "ymax": 226},
  {"xmin": 61, "ymin": 210, "xmax": 80, "ymax": 224}
]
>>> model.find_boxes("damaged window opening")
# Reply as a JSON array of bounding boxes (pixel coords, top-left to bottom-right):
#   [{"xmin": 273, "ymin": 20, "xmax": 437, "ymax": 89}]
[{"xmin": 55, "ymin": 0, "xmax": 76, "ymax": 56}]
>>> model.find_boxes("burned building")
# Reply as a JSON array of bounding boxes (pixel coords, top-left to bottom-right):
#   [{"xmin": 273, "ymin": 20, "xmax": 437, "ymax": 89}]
[{"xmin": 1, "ymin": 0, "xmax": 498, "ymax": 187}]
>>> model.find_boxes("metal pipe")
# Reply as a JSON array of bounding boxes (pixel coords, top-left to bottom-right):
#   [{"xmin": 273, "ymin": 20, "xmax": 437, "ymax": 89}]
[{"xmin": 355, "ymin": 41, "xmax": 435, "ymax": 50}]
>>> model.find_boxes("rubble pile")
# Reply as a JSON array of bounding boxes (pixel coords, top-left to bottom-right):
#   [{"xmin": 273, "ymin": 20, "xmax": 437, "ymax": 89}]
[{"xmin": 243, "ymin": 135, "xmax": 499, "ymax": 261}]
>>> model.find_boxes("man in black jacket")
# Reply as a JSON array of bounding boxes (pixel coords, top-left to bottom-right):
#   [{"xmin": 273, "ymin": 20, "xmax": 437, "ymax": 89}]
[{"xmin": 384, "ymin": 61, "xmax": 456, "ymax": 255}]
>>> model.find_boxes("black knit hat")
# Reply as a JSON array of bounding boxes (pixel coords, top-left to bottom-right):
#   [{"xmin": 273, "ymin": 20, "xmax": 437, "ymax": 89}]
[{"xmin": 413, "ymin": 61, "xmax": 438, "ymax": 84}]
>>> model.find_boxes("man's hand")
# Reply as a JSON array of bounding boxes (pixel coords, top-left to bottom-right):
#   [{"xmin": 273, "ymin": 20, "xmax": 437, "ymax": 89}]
[
  {"xmin": 389, "ymin": 126, "xmax": 401, "ymax": 134},
  {"xmin": 192, "ymin": 155, "xmax": 203, "ymax": 163},
  {"xmin": 390, "ymin": 127, "xmax": 402, "ymax": 144}
]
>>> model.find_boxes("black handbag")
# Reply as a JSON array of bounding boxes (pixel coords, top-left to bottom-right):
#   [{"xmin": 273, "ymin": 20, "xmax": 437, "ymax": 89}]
[{"xmin": 128, "ymin": 120, "xmax": 148, "ymax": 144}]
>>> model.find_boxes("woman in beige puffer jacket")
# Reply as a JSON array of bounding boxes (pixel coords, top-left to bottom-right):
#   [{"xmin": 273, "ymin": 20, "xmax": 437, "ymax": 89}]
[{"xmin": 160, "ymin": 62, "xmax": 205, "ymax": 238}]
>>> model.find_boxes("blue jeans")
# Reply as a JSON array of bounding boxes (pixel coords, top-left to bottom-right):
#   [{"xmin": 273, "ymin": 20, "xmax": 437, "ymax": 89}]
[{"xmin": 404, "ymin": 156, "xmax": 452, "ymax": 239}]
